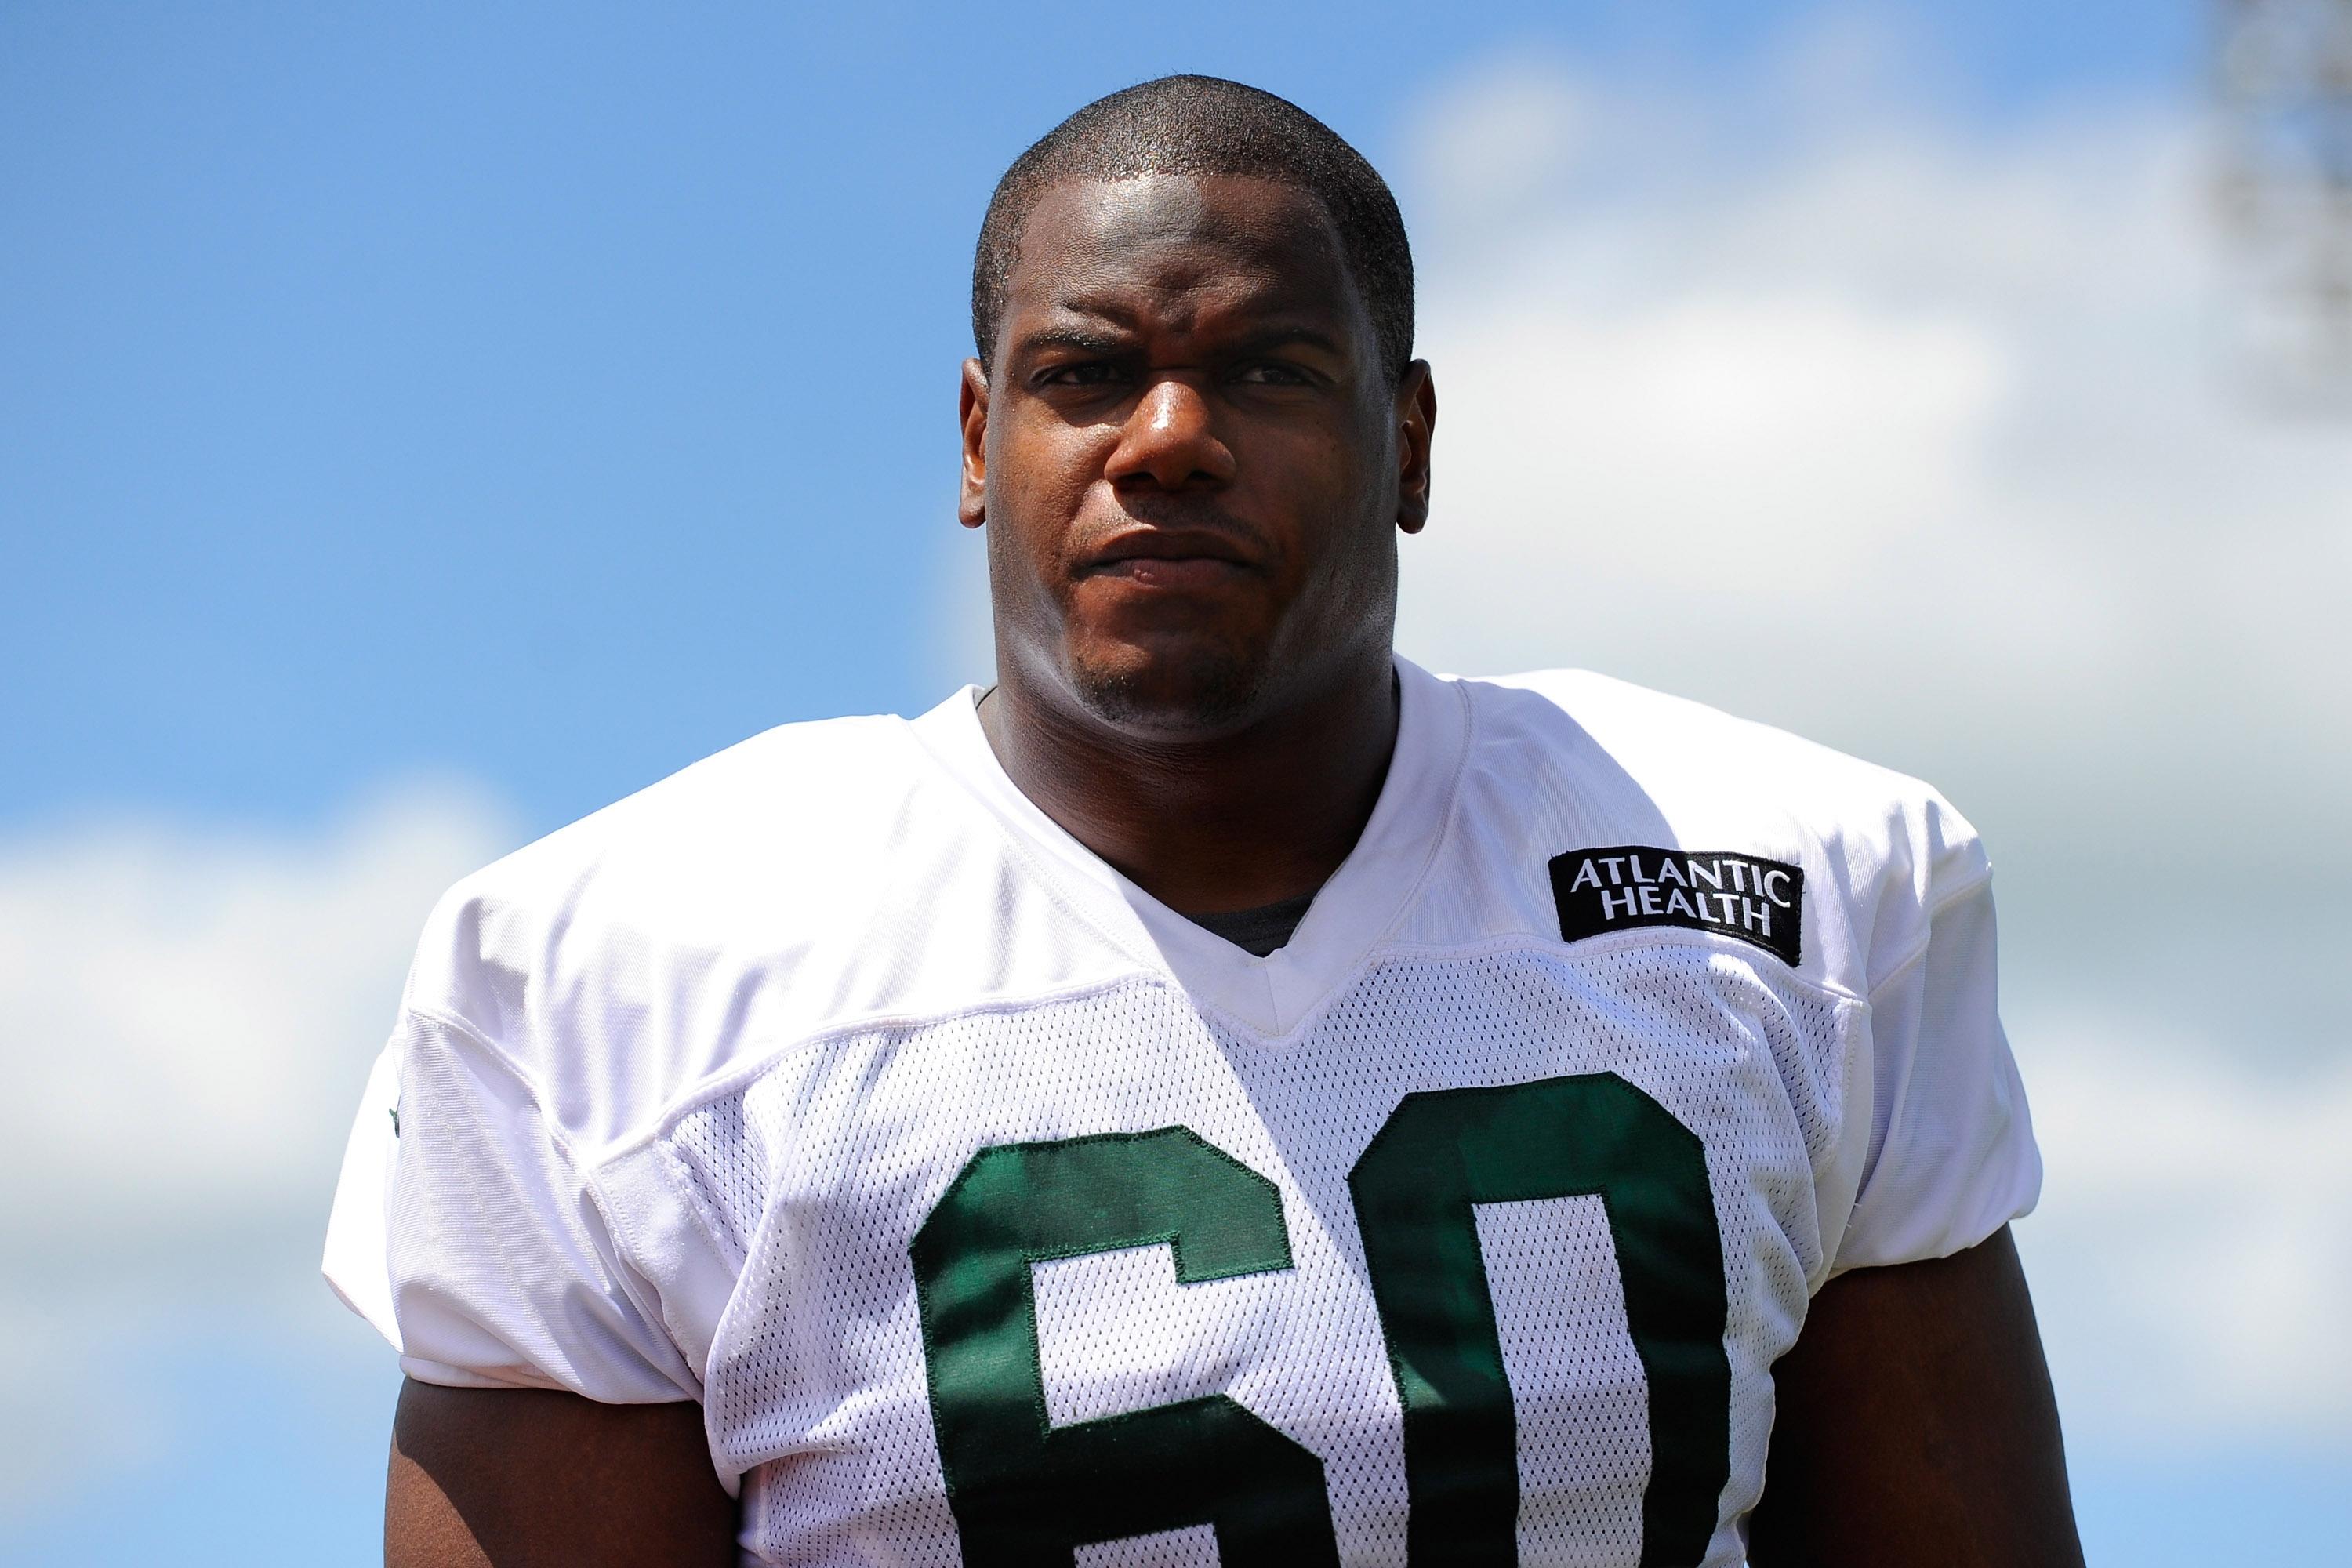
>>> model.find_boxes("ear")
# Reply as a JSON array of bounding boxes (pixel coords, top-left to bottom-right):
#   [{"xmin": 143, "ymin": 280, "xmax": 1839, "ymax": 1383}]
[
  {"xmin": 1393, "ymin": 360, "xmax": 1436, "ymax": 535},
  {"xmin": 958, "ymin": 358, "xmax": 990, "ymax": 529}
]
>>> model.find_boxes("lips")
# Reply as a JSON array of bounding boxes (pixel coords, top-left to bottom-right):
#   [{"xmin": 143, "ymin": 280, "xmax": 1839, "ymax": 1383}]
[{"xmin": 1079, "ymin": 526, "xmax": 1261, "ymax": 580}]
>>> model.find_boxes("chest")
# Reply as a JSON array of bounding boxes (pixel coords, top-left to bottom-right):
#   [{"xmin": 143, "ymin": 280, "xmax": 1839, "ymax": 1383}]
[{"xmin": 669, "ymin": 945, "xmax": 1860, "ymax": 1566}]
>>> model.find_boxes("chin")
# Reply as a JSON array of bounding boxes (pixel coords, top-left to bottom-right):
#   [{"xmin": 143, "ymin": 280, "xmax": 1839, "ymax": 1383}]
[{"xmin": 1065, "ymin": 641, "xmax": 1270, "ymax": 735}]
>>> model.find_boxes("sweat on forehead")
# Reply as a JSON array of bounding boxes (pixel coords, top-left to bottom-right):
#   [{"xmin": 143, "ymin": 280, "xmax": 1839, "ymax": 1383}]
[{"xmin": 971, "ymin": 74, "xmax": 1415, "ymax": 382}]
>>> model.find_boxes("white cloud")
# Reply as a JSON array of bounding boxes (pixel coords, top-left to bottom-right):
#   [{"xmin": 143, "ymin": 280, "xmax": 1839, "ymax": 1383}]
[
  {"xmin": 0, "ymin": 782, "xmax": 514, "ymax": 1504},
  {"xmin": 2024, "ymin": 1017, "xmax": 2352, "ymax": 1448},
  {"xmin": 1396, "ymin": 56, "xmax": 2352, "ymax": 860},
  {"xmin": 1405, "ymin": 56, "xmax": 1590, "ymax": 220}
]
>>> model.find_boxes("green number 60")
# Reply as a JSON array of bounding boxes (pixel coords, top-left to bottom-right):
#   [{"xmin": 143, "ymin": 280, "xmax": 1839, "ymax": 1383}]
[{"xmin": 912, "ymin": 1073, "xmax": 1730, "ymax": 1566}]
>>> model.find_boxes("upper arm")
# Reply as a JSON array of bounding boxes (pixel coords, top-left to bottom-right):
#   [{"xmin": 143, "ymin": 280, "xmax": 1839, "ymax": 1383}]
[
  {"xmin": 388, "ymin": 1381, "xmax": 739, "ymax": 1568},
  {"xmin": 1747, "ymin": 1225, "xmax": 2084, "ymax": 1567}
]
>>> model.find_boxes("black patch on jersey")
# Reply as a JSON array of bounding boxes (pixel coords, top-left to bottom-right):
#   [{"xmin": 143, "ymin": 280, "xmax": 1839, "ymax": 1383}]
[{"xmin": 1548, "ymin": 844, "xmax": 1804, "ymax": 966}]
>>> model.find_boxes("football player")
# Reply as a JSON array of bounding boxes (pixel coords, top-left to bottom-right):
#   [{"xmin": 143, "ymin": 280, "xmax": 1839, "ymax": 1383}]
[{"xmin": 327, "ymin": 74, "xmax": 2084, "ymax": 1566}]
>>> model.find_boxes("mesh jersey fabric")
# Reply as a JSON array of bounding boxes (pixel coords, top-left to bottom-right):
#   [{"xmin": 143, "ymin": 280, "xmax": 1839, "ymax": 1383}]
[{"xmin": 322, "ymin": 658, "xmax": 2042, "ymax": 1567}]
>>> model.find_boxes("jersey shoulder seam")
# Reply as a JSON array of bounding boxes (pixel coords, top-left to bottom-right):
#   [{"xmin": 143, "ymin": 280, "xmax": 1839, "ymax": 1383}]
[
  {"xmin": 1378, "ymin": 927, "xmax": 1870, "ymax": 1011},
  {"xmin": 1862, "ymin": 866, "xmax": 1996, "ymax": 1003},
  {"xmin": 600, "ymin": 971, "xmax": 1178, "ymax": 1163}
]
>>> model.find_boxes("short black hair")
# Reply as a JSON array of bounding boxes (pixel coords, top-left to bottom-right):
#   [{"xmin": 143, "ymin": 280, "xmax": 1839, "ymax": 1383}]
[{"xmin": 972, "ymin": 75, "xmax": 1415, "ymax": 383}]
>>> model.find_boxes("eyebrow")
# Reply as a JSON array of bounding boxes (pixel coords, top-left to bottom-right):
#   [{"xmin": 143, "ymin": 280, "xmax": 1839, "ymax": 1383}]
[
  {"xmin": 1008, "ymin": 321, "xmax": 1351, "ymax": 362},
  {"xmin": 1229, "ymin": 325, "xmax": 1348, "ymax": 358},
  {"xmin": 1011, "ymin": 327, "xmax": 1133, "ymax": 359}
]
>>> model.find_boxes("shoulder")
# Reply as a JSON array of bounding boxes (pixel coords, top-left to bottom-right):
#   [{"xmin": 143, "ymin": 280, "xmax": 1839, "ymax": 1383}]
[
  {"xmin": 394, "ymin": 712, "xmax": 986, "ymax": 1144},
  {"xmin": 1446, "ymin": 668, "xmax": 1990, "ymax": 991}
]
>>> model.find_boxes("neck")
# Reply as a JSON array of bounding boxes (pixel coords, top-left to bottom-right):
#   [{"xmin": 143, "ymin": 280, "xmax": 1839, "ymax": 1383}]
[{"xmin": 978, "ymin": 655, "xmax": 1400, "ymax": 916}]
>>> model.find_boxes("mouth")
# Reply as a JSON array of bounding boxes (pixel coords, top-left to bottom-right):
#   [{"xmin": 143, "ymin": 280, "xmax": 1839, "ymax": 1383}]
[{"xmin": 1078, "ymin": 527, "xmax": 1261, "ymax": 586}]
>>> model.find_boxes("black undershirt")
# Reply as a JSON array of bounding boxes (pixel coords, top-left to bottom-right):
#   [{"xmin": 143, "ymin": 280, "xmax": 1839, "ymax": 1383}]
[{"xmin": 1185, "ymin": 889, "xmax": 1319, "ymax": 957}]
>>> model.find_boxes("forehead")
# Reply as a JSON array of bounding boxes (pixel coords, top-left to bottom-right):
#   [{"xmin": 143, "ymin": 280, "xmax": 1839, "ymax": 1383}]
[{"xmin": 1004, "ymin": 174, "xmax": 1359, "ymax": 335}]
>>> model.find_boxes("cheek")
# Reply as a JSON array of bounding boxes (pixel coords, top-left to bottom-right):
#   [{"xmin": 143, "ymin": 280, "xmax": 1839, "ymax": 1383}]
[
  {"xmin": 1259, "ymin": 405, "xmax": 1388, "ymax": 506},
  {"xmin": 1281, "ymin": 452, "xmax": 1401, "ymax": 620},
  {"xmin": 1272, "ymin": 426, "xmax": 1392, "ymax": 562},
  {"xmin": 994, "ymin": 423, "xmax": 1107, "ymax": 546}
]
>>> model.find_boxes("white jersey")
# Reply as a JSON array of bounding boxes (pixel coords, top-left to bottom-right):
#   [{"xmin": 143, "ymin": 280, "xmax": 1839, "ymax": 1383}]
[{"xmin": 325, "ymin": 659, "xmax": 2038, "ymax": 1567}]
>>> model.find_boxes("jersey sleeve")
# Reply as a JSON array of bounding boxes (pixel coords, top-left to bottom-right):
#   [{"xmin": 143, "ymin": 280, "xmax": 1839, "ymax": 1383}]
[
  {"xmin": 321, "ymin": 1007, "xmax": 702, "ymax": 1403},
  {"xmin": 321, "ymin": 1040, "xmax": 404, "ymax": 1346},
  {"xmin": 1832, "ymin": 856, "xmax": 2043, "ymax": 1273}
]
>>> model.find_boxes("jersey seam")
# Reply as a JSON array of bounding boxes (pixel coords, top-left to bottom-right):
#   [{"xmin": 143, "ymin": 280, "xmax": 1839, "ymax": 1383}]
[
  {"xmin": 1862, "ymin": 866, "xmax": 1994, "ymax": 1004},
  {"xmin": 394, "ymin": 1352, "xmax": 568, "ymax": 1394},
  {"xmin": 625, "ymin": 915, "xmax": 1866, "ymax": 1163},
  {"xmin": 657, "ymin": 1138, "xmax": 752, "ymax": 1274},
  {"xmin": 604, "ymin": 971, "xmax": 1184, "ymax": 1160},
  {"xmin": 1380, "ymin": 926, "xmax": 1870, "ymax": 1011}
]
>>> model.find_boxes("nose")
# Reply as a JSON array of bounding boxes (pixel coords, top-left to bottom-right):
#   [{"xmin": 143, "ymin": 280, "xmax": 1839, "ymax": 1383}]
[{"xmin": 1105, "ymin": 376, "xmax": 1236, "ymax": 492}]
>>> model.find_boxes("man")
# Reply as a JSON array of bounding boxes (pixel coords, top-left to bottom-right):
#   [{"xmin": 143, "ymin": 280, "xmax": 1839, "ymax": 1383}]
[{"xmin": 326, "ymin": 74, "xmax": 2083, "ymax": 1566}]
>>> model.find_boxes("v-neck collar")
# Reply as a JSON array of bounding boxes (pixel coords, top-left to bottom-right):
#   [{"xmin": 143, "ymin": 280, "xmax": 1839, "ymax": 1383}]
[{"xmin": 909, "ymin": 655, "xmax": 1471, "ymax": 1039}]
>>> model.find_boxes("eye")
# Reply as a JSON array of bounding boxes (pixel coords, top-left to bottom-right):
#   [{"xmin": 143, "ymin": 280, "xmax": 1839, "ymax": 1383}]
[
  {"xmin": 1039, "ymin": 361, "xmax": 1126, "ymax": 388},
  {"xmin": 1232, "ymin": 361, "xmax": 1312, "ymax": 387}
]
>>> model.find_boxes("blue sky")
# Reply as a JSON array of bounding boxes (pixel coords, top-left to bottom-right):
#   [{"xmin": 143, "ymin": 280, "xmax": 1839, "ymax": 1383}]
[
  {"xmin": 2, "ymin": 0, "xmax": 2202, "ymax": 839},
  {"xmin": 8, "ymin": 3, "xmax": 2348, "ymax": 1565}
]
